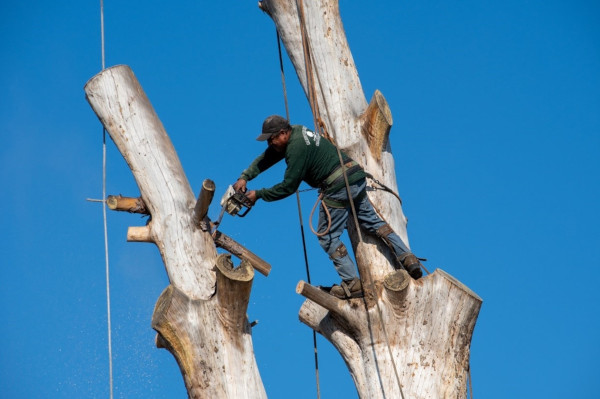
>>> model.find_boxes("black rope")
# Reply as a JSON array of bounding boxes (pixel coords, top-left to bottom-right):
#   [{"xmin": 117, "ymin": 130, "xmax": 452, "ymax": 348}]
[{"xmin": 276, "ymin": 28, "xmax": 321, "ymax": 399}]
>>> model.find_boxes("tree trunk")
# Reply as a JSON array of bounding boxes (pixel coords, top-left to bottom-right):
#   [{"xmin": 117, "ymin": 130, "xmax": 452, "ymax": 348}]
[
  {"xmin": 85, "ymin": 65, "xmax": 266, "ymax": 399},
  {"xmin": 260, "ymin": 1, "xmax": 482, "ymax": 397}
]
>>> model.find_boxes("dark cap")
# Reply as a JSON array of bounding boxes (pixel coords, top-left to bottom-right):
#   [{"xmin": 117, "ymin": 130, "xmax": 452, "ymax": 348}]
[{"xmin": 256, "ymin": 115, "xmax": 290, "ymax": 141}]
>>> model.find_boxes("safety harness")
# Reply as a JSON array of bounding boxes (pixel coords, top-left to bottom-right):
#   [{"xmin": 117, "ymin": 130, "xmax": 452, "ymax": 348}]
[{"xmin": 319, "ymin": 160, "xmax": 366, "ymax": 208}]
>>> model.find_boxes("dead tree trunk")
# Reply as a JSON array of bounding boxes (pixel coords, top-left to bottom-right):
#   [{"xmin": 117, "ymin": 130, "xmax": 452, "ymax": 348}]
[
  {"xmin": 85, "ymin": 65, "xmax": 267, "ymax": 398},
  {"xmin": 260, "ymin": 1, "xmax": 482, "ymax": 397}
]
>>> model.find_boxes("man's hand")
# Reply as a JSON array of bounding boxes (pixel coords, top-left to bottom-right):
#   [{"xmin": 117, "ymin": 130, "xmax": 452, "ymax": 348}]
[
  {"xmin": 233, "ymin": 178, "xmax": 247, "ymax": 193},
  {"xmin": 246, "ymin": 190, "xmax": 257, "ymax": 205}
]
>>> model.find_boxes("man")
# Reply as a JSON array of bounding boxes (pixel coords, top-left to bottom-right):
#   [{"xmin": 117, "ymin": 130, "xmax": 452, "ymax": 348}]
[{"xmin": 234, "ymin": 115, "xmax": 422, "ymax": 299}]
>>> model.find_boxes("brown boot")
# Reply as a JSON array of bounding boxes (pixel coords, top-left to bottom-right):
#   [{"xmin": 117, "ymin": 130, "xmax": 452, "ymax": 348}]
[
  {"xmin": 397, "ymin": 253, "xmax": 423, "ymax": 280},
  {"xmin": 330, "ymin": 278, "xmax": 363, "ymax": 299}
]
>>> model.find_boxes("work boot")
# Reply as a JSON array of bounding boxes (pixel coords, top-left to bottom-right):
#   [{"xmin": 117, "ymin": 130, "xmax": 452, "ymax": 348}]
[
  {"xmin": 330, "ymin": 277, "xmax": 363, "ymax": 299},
  {"xmin": 397, "ymin": 253, "xmax": 423, "ymax": 280}
]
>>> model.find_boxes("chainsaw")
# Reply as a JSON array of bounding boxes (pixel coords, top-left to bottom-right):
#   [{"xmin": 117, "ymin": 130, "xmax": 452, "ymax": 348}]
[{"xmin": 213, "ymin": 185, "xmax": 253, "ymax": 230}]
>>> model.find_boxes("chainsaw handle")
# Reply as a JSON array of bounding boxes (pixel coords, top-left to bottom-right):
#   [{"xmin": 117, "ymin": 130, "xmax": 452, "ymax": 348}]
[{"xmin": 237, "ymin": 207, "xmax": 251, "ymax": 217}]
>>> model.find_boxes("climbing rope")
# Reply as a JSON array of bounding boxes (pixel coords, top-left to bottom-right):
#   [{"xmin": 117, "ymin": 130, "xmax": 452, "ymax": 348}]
[
  {"xmin": 468, "ymin": 366, "xmax": 474, "ymax": 399},
  {"xmin": 100, "ymin": 1, "xmax": 114, "ymax": 398},
  {"xmin": 276, "ymin": 29, "xmax": 321, "ymax": 399},
  {"xmin": 308, "ymin": 193, "xmax": 331, "ymax": 237},
  {"xmin": 293, "ymin": 1, "xmax": 406, "ymax": 397}
]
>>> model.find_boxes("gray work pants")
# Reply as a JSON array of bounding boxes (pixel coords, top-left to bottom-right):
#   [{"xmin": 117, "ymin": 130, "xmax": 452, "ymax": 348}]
[{"xmin": 317, "ymin": 178, "xmax": 410, "ymax": 281}]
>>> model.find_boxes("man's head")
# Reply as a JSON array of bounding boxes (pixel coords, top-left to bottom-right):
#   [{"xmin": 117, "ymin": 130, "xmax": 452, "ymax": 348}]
[{"xmin": 256, "ymin": 115, "xmax": 291, "ymax": 141}]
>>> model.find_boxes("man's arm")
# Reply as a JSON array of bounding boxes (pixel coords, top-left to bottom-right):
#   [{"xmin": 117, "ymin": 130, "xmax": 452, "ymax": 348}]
[
  {"xmin": 239, "ymin": 147, "xmax": 285, "ymax": 182},
  {"xmin": 234, "ymin": 146, "xmax": 285, "ymax": 196},
  {"xmin": 255, "ymin": 143, "xmax": 309, "ymax": 202}
]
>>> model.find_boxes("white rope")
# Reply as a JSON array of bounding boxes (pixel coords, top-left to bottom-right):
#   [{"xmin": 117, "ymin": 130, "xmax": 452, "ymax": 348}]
[
  {"xmin": 101, "ymin": 0, "xmax": 105, "ymax": 70},
  {"xmin": 103, "ymin": 130, "xmax": 114, "ymax": 399},
  {"xmin": 100, "ymin": 1, "xmax": 114, "ymax": 398}
]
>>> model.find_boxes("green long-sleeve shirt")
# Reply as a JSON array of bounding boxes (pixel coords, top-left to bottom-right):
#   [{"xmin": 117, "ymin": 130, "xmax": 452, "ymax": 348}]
[{"xmin": 239, "ymin": 125, "xmax": 365, "ymax": 202}]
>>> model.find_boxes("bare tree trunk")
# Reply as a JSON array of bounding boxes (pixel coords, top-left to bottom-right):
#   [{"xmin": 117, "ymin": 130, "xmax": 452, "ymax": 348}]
[
  {"xmin": 85, "ymin": 66, "xmax": 266, "ymax": 399},
  {"xmin": 260, "ymin": 1, "xmax": 482, "ymax": 397}
]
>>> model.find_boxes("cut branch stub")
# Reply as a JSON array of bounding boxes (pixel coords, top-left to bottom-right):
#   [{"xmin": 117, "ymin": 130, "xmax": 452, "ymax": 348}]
[
  {"xmin": 192, "ymin": 179, "xmax": 215, "ymax": 229},
  {"xmin": 106, "ymin": 195, "xmax": 149, "ymax": 214},
  {"xmin": 215, "ymin": 254, "xmax": 254, "ymax": 334},
  {"xmin": 360, "ymin": 90, "xmax": 393, "ymax": 161},
  {"xmin": 127, "ymin": 225, "xmax": 153, "ymax": 243},
  {"xmin": 296, "ymin": 280, "xmax": 344, "ymax": 316}
]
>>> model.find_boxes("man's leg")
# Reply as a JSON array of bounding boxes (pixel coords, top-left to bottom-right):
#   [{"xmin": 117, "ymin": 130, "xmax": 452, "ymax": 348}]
[
  {"xmin": 317, "ymin": 204, "xmax": 357, "ymax": 281},
  {"xmin": 354, "ymin": 191, "xmax": 423, "ymax": 279},
  {"xmin": 317, "ymin": 199, "xmax": 363, "ymax": 298}
]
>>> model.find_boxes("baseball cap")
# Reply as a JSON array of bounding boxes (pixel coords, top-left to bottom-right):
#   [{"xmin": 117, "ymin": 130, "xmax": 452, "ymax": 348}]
[{"xmin": 256, "ymin": 115, "xmax": 290, "ymax": 141}]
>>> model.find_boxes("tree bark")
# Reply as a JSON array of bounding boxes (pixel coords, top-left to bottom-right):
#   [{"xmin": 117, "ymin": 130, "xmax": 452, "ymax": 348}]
[
  {"xmin": 85, "ymin": 65, "xmax": 266, "ymax": 399},
  {"xmin": 260, "ymin": 1, "xmax": 482, "ymax": 397}
]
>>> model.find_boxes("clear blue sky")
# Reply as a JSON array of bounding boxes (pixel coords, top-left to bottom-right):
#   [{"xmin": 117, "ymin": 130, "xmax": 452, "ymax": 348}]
[{"xmin": 1, "ymin": 1, "xmax": 599, "ymax": 398}]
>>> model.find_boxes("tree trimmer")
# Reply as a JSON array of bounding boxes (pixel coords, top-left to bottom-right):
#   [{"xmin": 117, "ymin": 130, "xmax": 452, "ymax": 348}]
[{"xmin": 212, "ymin": 185, "xmax": 254, "ymax": 232}]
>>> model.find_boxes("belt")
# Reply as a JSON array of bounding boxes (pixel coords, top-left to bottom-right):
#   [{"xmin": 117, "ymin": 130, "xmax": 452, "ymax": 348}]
[
  {"xmin": 321, "ymin": 160, "xmax": 362, "ymax": 194},
  {"xmin": 322, "ymin": 189, "xmax": 367, "ymax": 209}
]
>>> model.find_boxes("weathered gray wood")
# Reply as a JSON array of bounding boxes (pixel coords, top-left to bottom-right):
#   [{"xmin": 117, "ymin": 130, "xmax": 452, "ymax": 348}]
[
  {"xmin": 262, "ymin": 1, "xmax": 482, "ymax": 398},
  {"xmin": 85, "ymin": 66, "xmax": 215, "ymax": 299},
  {"xmin": 85, "ymin": 66, "xmax": 266, "ymax": 399},
  {"xmin": 192, "ymin": 179, "xmax": 215, "ymax": 228}
]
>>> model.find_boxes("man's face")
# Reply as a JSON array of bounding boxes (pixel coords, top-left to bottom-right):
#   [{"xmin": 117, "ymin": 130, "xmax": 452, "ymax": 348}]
[{"xmin": 267, "ymin": 129, "xmax": 290, "ymax": 152}]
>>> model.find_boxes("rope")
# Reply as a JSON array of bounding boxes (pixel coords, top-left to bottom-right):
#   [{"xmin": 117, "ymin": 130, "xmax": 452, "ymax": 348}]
[
  {"xmin": 276, "ymin": 29, "xmax": 321, "ymax": 399},
  {"xmin": 468, "ymin": 366, "xmax": 474, "ymax": 399},
  {"xmin": 308, "ymin": 193, "xmax": 331, "ymax": 237},
  {"xmin": 295, "ymin": 0, "xmax": 324, "ymax": 140},
  {"xmin": 103, "ymin": 129, "xmax": 114, "ymax": 399},
  {"xmin": 277, "ymin": 31, "xmax": 290, "ymax": 123},
  {"xmin": 99, "ymin": 1, "xmax": 114, "ymax": 398},
  {"xmin": 293, "ymin": 1, "xmax": 405, "ymax": 397},
  {"xmin": 295, "ymin": 192, "xmax": 321, "ymax": 399}
]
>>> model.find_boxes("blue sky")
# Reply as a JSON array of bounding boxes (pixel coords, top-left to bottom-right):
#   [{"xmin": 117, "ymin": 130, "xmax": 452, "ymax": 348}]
[{"xmin": 1, "ymin": 0, "xmax": 599, "ymax": 398}]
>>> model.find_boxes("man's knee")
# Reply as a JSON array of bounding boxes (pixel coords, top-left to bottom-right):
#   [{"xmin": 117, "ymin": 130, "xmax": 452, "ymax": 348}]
[
  {"xmin": 375, "ymin": 223, "xmax": 394, "ymax": 238},
  {"xmin": 329, "ymin": 243, "xmax": 348, "ymax": 260}
]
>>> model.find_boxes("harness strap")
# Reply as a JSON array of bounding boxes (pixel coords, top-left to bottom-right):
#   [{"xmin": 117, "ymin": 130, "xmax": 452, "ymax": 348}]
[
  {"xmin": 322, "ymin": 189, "xmax": 367, "ymax": 209},
  {"xmin": 342, "ymin": 280, "xmax": 352, "ymax": 297},
  {"xmin": 324, "ymin": 160, "xmax": 358, "ymax": 186},
  {"xmin": 322, "ymin": 160, "xmax": 362, "ymax": 194}
]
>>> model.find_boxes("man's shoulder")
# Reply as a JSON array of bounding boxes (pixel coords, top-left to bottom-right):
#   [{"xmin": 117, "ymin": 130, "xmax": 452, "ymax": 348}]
[
  {"xmin": 289, "ymin": 125, "xmax": 308, "ymax": 144},
  {"xmin": 291, "ymin": 124, "xmax": 310, "ymax": 135},
  {"xmin": 291, "ymin": 125, "xmax": 323, "ymax": 146}
]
